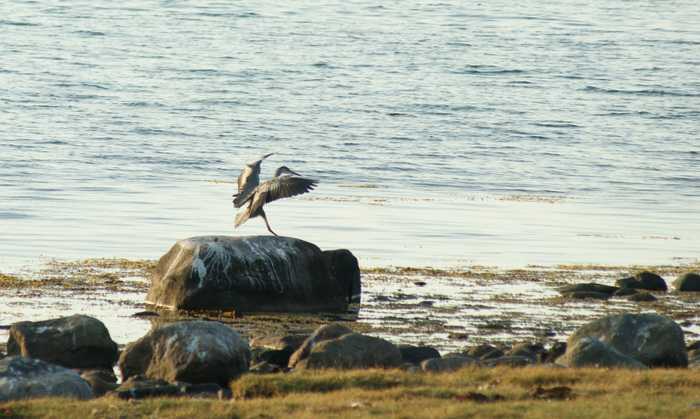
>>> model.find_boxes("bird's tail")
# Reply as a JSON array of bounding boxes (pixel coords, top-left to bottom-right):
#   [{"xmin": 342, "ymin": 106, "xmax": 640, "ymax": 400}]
[{"xmin": 234, "ymin": 210, "xmax": 250, "ymax": 228}]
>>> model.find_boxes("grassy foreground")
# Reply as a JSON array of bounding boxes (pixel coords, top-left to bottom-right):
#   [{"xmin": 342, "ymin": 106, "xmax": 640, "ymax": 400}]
[{"xmin": 4, "ymin": 367, "xmax": 700, "ymax": 418}]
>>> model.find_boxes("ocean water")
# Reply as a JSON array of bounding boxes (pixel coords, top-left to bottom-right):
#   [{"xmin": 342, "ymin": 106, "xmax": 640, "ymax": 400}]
[{"xmin": 1, "ymin": 0, "xmax": 699, "ymax": 272}]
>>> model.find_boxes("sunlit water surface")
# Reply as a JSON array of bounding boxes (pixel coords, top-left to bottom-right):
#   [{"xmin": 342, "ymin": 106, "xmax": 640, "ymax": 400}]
[{"xmin": 1, "ymin": 1, "xmax": 699, "ymax": 346}]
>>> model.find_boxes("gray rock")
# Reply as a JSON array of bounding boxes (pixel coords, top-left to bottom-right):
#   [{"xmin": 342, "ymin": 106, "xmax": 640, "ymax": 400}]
[
  {"xmin": 559, "ymin": 283, "xmax": 619, "ymax": 296},
  {"xmin": 146, "ymin": 236, "xmax": 361, "ymax": 312},
  {"xmin": 506, "ymin": 343, "xmax": 546, "ymax": 362},
  {"xmin": 616, "ymin": 277, "xmax": 639, "ymax": 289},
  {"xmin": 398, "ymin": 345, "xmax": 441, "ymax": 365},
  {"xmin": 7, "ymin": 315, "xmax": 118, "ymax": 369},
  {"xmin": 251, "ymin": 348, "xmax": 292, "ymax": 367},
  {"xmin": 465, "ymin": 344, "xmax": 503, "ymax": 360},
  {"xmin": 0, "ymin": 356, "xmax": 93, "ymax": 401},
  {"xmin": 674, "ymin": 272, "xmax": 700, "ymax": 292},
  {"xmin": 614, "ymin": 288, "xmax": 638, "ymax": 297},
  {"xmin": 288, "ymin": 323, "xmax": 352, "ymax": 368},
  {"xmin": 80, "ymin": 369, "xmax": 118, "ymax": 397},
  {"xmin": 556, "ymin": 337, "xmax": 647, "ymax": 369},
  {"xmin": 251, "ymin": 333, "xmax": 308, "ymax": 367},
  {"xmin": 420, "ymin": 356, "xmax": 477, "ymax": 372},
  {"xmin": 112, "ymin": 376, "xmax": 179, "ymax": 399},
  {"xmin": 567, "ymin": 313, "xmax": 687, "ymax": 367},
  {"xmin": 294, "ymin": 333, "xmax": 402, "ymax": 370},
  {"xmin": 118, "ymin": 321, "xmax": 250, "ymax": 386},
  {"xmin": 626, "ymin": 292, "xmax": 657, "ymax": 302},
  {"xmin": 635, "ymin": 271, "xmax": 667, "ymax": 291},
  {"xmin": 616, "ymin": 272, "xmax": 667, "ymax": 291},
  {"xmin": 323, "ymin": 249, "xmax": 362, "ymax": 304}
]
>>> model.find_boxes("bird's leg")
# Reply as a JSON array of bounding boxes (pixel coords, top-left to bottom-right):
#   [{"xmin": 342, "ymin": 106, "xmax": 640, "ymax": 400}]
[{"xmin": 260, "ymin": 210, "xmax": 279, "ymax": 236}]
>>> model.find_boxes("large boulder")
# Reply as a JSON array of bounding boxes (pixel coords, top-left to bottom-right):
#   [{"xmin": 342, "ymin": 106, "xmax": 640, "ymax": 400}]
[
  {"xmin": 146, "ymin": 236, "xmax": 360, "ymax": 312},
  {"xmin": 293, "ymin": 333, "xmax": 402, "ymax": 370},
  {"xmin": 674, "ymin": 272, "xmax": 700, "ymax": 291},
  {"xmin": 567, "ymin": 313, "xmax": 687, "ymax": 367},
  {"xmin": 118, "ymin": 321, "xmax": 250, "ymax": 386},
  {"xmin": 0, "ymin": 356, "xmax": 93, "ymax": 401},
  {"xmin": 6, "ymin": 315, "xmax": 118, "ymax": 369},
  {"xmin": 398, "ymin": 345, "xmax": 441, "ymax": 365},
  {"xmin": 556, "ymin": 337, "xmax": 647, "ymax": 369}
]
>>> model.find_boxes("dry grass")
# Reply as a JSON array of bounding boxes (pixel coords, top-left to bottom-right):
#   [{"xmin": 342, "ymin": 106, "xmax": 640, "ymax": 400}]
[{"xmin": 4, "ymin": 367, "xmax": 700, "ymax": 418}]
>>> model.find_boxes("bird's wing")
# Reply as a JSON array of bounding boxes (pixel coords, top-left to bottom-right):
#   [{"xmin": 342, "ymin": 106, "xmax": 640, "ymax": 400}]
[
  {"xmin": 234, "ymin": 164, "xmax": 261, "ymax": 208},
  {"xmin": 244, "ymin": 176, "xmax": 317, "ymax": 217},
  {"xmin": 265, "ymin": 176, "xmax": 318, "ymax": 204}
]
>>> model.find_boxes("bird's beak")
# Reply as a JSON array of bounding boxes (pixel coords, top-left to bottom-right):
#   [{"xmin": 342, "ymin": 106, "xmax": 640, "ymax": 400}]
[
  {"xmin": 263, "ymin": 153, "xmax": 274, "ymax": 159},
  {"xmin": 289, "ymin": 169, "xmax": 302, "ymax": 176}
]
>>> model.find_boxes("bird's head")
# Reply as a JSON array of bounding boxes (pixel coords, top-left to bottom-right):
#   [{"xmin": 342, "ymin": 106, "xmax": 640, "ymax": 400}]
[
  {"xmin": 246, "ymin": 153, "xmax": 274, "ymax": 166},
  {"xmin": 274, "ymin": 166, "xmax": 301, "ymax": 177}
]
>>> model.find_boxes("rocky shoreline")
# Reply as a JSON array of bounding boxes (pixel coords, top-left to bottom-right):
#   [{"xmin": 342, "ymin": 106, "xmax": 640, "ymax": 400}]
[{"xmin": 1, "ymin": 235, "xmax": 700, "ymax": 403}]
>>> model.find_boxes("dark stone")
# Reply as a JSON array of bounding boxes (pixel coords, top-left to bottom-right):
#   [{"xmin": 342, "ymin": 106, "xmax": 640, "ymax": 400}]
[
  {"xmin": 616, "ymin": 272, "xmax": 667, "ymax": 291},
  {"xmin": 294, "ymin": 333, "xmax": 402, "ymax": 370},
  {"xmin": 567, "ymin": 313, "xmax": 687, "ymax": 367},
  {"xmin": 112, "ymin": 376, "xmax": 229, "ymax": 400},
  {"xmin": 112, "ymin": 376, "xmax": 179, "ymax": 400},
  {"xmin": 322, "ymin": 249, "xmax": 361, "ymax": 304},
  {"xmin": 616, "ymin": 277, "xmax": 639, "ymax": 289},
  {"xmin": 674, "ymin": 272, "xmax": 700, "ymax": 292},
  {"xmin": 559, "ymin": 283, "xmax": 619, "ymax": 296},
  {"xmin": 398, "ymin": 345, "xmax": 441, "ymax": 364},
  {"xmin": 687, "ymin": 341, "xmax": 700, "ymax": 351},
  {"xmin": 118, "ymin": 321, "xmax": 250, "ymax": 386},
  {"xmin": 80, "ymin": 369, "xmax": 118, "ymax": 397},
  {"xmin": 614, "ymin": 288, "xmax": 638, "ymax": 297},
  {"xmin": 465, "ymin": 344, "xmax": 503, "ymax": 360},
  {"xmin": 543, "ymin": 342, "xmax": 567, "ymax": 363},
  {"xmin": 252, "ymin": 348, "xmax": 292, "ymax": 367},
  {"xmin": 626, "ymin": 292, "xmax": 657, "ymax": 302},
  {"xmin": 251, "ymin": 333, "xmax": 308, "ymax": 366},
  {"xmin": 556, "ymin": 337, "xmax": 647, "ymax": 369},
  {"xmin": 635, "ymin": 271, "xmax": 667, "ymax": 291},
  {"xmin": 146, "ymin": 236, "xmax": 360, "ymax": 312},
  {"xmin": 506, "ymin": 343, "xmax": 546, "ymax": 362},
  {"xmin": 0, "ymin": 356, "xmax": 93, "ymax": 401},
  {"xmin": 421, "ymin": 356, "xmax": 477, "ymax": 372},
  {"xmin": 288, "ymin": 324, "xmax": 352, "ymax": 368},
  {"xmin": 7, "ymin": 315, "xmax": 118, "ymax": 369}
]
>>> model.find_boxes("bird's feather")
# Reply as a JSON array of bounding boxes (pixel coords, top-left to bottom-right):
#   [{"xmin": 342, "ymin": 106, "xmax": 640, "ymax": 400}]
[{"xmin": 235, "ymin": 176, "xmax": 317, "ymax": 228}]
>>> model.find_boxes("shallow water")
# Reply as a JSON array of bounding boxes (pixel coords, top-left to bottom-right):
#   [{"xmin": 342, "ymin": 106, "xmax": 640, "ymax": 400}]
[{"xmin": 1, "ymin": 0, "xmax": 699, "ymax": 272}]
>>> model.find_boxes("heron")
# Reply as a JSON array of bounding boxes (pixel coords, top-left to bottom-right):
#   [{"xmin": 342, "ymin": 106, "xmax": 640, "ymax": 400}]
[{"xmin": 233, "ymin": 156, "xmax": 318, "ymax": 236}]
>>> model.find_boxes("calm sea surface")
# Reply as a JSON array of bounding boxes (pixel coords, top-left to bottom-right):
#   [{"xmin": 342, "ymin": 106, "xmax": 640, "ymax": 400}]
[{"xmin": 1, "ymin": 1, "xmax": 699, "ymax": 272}]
